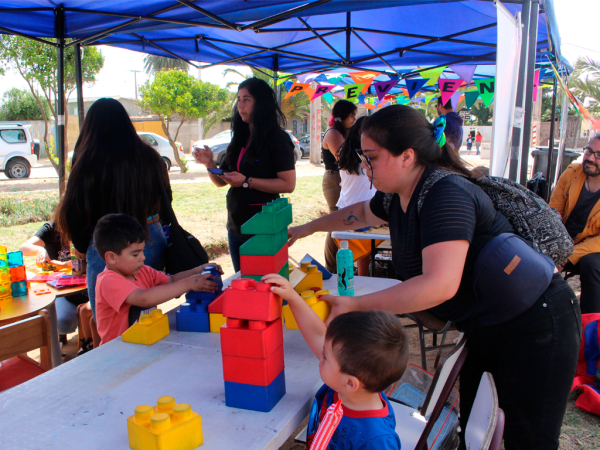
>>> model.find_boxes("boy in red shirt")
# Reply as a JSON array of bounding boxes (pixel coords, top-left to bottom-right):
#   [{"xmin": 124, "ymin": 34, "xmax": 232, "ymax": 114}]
[{"xmin": 94, "ymin": 214, "xmax": 222, "ymax": 345}]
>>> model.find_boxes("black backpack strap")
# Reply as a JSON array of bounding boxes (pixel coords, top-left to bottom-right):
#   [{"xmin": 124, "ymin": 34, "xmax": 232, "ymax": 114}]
[{"xmin": 417, "ymin": 168, "xmax": 465, "ymax": 215}]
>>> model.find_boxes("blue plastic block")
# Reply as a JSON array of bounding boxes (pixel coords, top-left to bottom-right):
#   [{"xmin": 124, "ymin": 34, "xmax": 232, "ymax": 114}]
[
  {"xmin": 186, "ymin": 291, "xmax": 217, "ymax": 303},
  {"xmin": 176, "ymin": 301, "xmax": 211, "ymax": 332},
  {"xmin": 301, "ymin": 254, "xmax": 333, "ymax": 280},
  {"xmin": 11, "ymin": 280, "xmax": 27, "ymax": 297},
  {"xmin": 6, "ymin": 251, "xmax": 23, "ymax": 268},
  {"xmin": 224, "ymin": 370, "xmax": 286, "ymax": 412}
]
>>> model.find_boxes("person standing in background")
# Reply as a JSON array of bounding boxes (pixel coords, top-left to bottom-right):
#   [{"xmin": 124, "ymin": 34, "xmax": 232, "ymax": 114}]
[
  {"xmin": 436, "ymin": 97, "xmax": 463, "ymax": 153},
  {"xmin": 475, "ymin": 130, "xmax": 483, "ymax": 155}
]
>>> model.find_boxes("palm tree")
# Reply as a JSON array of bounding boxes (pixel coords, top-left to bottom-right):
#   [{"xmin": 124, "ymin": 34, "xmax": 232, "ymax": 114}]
[
  {"xmin": 143, "ymin": 54, "xmax": 189, "ymax": 75},
  {"xmin": 570, "ymin": 57, "xmax": 600, "ymax": 114}
]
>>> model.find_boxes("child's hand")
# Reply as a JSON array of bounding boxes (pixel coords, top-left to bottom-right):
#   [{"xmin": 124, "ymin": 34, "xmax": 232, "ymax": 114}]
[
  {"xmin": 199, "ymin": 262, "xmax": 224, "ymax": 275},
  {"xmin": 188, "ymin": 273, "xmax": 218, "ymax": 292},
  {"xmin": 262, "ymin": 274, "xmax": 300, "ymax": 303}
]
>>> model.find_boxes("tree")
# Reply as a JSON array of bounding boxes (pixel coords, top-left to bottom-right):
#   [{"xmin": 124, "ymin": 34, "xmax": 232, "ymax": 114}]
[
  {"xmin": 0, "ymin": 88, "xmax": 52, "ymax": 121},
  {"xmin": 569, "ymin": 56, "xmax": 600, "ymax": 115},
  {"xmin": 470, "ymin": 101, "xmax": 493, "ymax": 125},
  {"xmin": 0, "ymin": 36, "xmax": 104, "ymax": 173},
  {"xmin": 139, "ymin": 70, "xmax": 229, "ymax": 171},
  {"xmin": 143, "ymin": 55, "xmax": 189, "ymax": 75}
]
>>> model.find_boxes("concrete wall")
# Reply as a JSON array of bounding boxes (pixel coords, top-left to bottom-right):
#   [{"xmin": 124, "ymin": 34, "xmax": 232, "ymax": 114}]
[
  {"xmin": 540, "ymin": 116, "xmax": 589, "ymax": 149},
  {"xmin": 461, "ymin": 125, "xmax": 492, "ymax": 144}
]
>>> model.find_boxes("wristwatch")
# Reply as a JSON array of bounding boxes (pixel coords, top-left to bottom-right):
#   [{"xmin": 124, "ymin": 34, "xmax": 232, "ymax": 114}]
[{"xmin": 242, "ymin": 176, "xmax": 250, "ymax": 188}]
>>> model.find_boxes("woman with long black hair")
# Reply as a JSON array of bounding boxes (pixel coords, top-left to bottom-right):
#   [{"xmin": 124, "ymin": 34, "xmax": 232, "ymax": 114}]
[
  {"xmin": 288, "ymin": 105, "xmax": 580, "ymax": 450},
  {"xmin": 194, "ymin": 77, "xmax": 296, "ymax": 272},
  {"xmin": 56, "ymin": 98, "xmax": 172, "ymax": 318}
]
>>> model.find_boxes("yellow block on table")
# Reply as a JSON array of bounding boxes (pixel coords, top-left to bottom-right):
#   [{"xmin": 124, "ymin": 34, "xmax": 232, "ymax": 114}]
[
  {"xmin": 284, "ymin": 290, "xmax": 331, "ymax": 329},
  {"xmin": 209, "ymin": 313, "xmax": 227, "ymax": 333},
  {"xmin": 293, "ymin": 265, "xmax": 323, "ymax": 294},
  {"xmin": 122, "ymin": 309, "xmax": 169, "ymax": 345}
]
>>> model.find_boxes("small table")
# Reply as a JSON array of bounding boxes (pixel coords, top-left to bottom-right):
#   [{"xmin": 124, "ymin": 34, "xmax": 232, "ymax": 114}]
[
  {"xmin": 0, "ymin": 275, "xmax": 400, "ymax": 450},
  {"xmin": 0, "ymin": 270, "xmax": 87, "ymax": 368},
  {"xmin": 332, "ymin": 228, "xmax": 391, "ymax": 276}
]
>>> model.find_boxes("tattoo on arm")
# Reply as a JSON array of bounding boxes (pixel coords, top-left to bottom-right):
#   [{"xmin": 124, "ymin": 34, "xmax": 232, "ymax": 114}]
[{"xmin": 342, "ymin": 211, "xmax": 361, "ymax": 226}]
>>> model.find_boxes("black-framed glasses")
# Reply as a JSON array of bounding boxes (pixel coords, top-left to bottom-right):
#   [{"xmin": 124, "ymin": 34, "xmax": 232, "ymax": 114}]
[
  {"xmin": 584, "ymin": 147, "xmax": 600, "ymax": 159},
  {"xmin": 355, "ymin": 149, "xmax": 373, "ymax": 189}
]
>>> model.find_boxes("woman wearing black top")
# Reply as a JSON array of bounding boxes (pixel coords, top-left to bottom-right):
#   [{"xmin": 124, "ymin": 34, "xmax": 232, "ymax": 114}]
[
  {"xmin": 288, "ymin": 105, "xmax": 580, "ymax": 449},
  {"xmin": 194, "ymin": 78, "xmax": 296, "ymax": 272},
  {"xmin": 321, "ymin": 100, "xmax": 357, "ymax": 272},
  {"xmin": 56, "ymin": 98, "xmax": 172, "ymax": 318}
]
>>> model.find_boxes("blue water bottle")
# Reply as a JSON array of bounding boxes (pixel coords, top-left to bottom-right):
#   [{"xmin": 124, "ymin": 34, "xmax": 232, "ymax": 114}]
[{"xmin": 337, "ymin": 241, "xmax": 354, "ymax": 296}]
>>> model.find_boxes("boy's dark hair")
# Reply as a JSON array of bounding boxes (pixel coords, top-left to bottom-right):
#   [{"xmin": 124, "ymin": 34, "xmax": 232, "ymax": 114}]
[
  {"xmin": 93, "ymin": 214, "xmax": 146, "ymax": 260},
  {"xmin": 326, "ymin": 310, "xmax": 408, "ymax": 392},
  {"xmin": 437, "ymin": 96, "xmax": 453, "ymax": 110}
]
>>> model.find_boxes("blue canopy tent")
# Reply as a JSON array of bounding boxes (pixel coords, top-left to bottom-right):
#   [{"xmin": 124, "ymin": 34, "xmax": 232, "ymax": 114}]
[{"xmin": 0, "ymin": 0, "xmax": 566, "ymax": 190}]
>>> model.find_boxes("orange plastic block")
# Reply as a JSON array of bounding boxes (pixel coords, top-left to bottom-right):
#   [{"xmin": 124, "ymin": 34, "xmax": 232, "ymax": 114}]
[
  {"xmin": 127, "ymin": 396, "xmax": 203, "ymax": 450},
  {"xmin": 222, "ymin": 279, "xmax": 282, "ymax": 322},
  {"xmin": 221, "ymin": 318, "xmax": 283, "ymax": 359},
  {"xmin": 222, "ymin": 344, "xmax": 284, "ymax": 386},
  {"xmin": 122, "ymin": 309, "xmax": 170, "ymax": 345},
  {"xmin": 294, "ymin": 265, "xmax": 323, "ymax": 294},
  {"xmin": 239, "ymin": 244, "xmax": 288, "ymax": 276},
  {"xmin": 209, "ymin": 313, "xmax": 227, "ymax": 333},
  {"xmin": 34, "ymin": 288, "xmax": 51, "ymax": 295},
  {"xmin": 10, "ymin": 266, "xmax": 26, "ymax": 282}
]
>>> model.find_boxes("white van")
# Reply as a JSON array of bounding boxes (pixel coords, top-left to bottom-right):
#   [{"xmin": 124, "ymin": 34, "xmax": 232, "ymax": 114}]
[{"xmin": 0, "ymin": 124, "xmax": 37, "ymax": 178}]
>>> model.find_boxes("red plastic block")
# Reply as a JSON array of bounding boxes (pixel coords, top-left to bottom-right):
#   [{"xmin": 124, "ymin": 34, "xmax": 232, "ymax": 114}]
[
  {"xmin": 222, "ymin": 344, "xmax": 284, "ymax": 386},
  {"xmin": 222, "ymin": 279, "xmax": 282, "ymax": 322},
  {"xmin": 207, "ymin": 292, "xmax": 225, "ymax": 314},
  {"xmin": 9, "ymin": 266, "xmax": 26, "ymax": 282},
  {"xmin": 239, "ymin": 244, "xmax": 288, "ymax": 276},
  {"xmin": 221, "ymin": 318, "xmax": 283, "ymax": 359}
]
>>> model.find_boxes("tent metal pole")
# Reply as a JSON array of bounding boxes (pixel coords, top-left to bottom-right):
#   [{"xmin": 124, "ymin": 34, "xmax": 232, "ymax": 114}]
[
  {"xmin": 74, "ymin": 43, "xmax": 85, "ymax": 131},
  {"xmin": 298, "ymin": 17, "xmax": 346, "ymax": 62},
  {"xmin": 242, "ymin": 0, "xmax": 333, "ymax": 31},
  {"xmin": 130, "ymin": 34, "xmax": 199, "ymax": 68},
  {"xmin": 345, "ymin": 12, "xmax": 351, "ymax": 63},
  {"xmin": 175, "ymin": 0, "xmax": 238, "ymax": 30},
  {"xmin": 274, "ymin": 54, "xmax": 281, "ymax": 106},
  {"xmin": 0, "ymin": 25, "xmax": 56, "ymax": 45},
  {"xmin": 508, "ymin": 0, "xmax": 532, "ymax": 181},
  {"xmin": 518, "ymin": 0, "xmax": 540, "ymax": 185},
  {"xmin": 352, "ymin": 26, "xmax": 497, "ymax": 47},
  {"xmin": 352, "ymin": 30, "xmax": 401, "ymax": 76},
  {"xmin": 545, "ymin": 76, "xmax": 558, "ymax": 201},
  {"xmin": 55, "ymin": 6, "xmax": 66, "ymax": 196}
]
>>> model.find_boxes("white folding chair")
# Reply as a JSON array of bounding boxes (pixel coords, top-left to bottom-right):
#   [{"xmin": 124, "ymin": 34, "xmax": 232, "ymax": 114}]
[{"xmin": 464, "ymin": 372, "xmax": 504, "ymax": 450}]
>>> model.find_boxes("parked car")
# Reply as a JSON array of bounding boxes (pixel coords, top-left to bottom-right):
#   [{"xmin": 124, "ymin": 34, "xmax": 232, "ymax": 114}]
[
  {"xmin": 138, "ymin": 132, "xmax": 185, "ymax": 171},
  {"xmin": 0, "ymin": 123, "xmax": 37, "ymax": 179},
  {"xmin": 299, "ymin": 132, "xmax": 326, "ymax": 158},
  {"xmin": 192, "ymin": 130, "xmax": 302, "ymax": 166}
]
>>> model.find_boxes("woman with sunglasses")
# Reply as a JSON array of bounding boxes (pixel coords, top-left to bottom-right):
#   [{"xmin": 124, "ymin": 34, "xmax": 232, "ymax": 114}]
[{"xmin": 288, "ymin": 105, "xmax": 580, "ymax": 450}]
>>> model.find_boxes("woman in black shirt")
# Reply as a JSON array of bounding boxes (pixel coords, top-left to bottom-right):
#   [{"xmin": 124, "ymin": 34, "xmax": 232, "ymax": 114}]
[
  {"xmin": 288, "ymin": 105, "xmax": 580, "ymax": 449},
  {"xmin": 194, "ymin": 78, "xmax": 296, "ymax": 272}
]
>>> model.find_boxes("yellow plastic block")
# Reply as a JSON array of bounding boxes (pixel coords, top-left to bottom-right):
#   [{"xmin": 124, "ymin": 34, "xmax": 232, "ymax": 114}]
[
  {"xmin": 122, "ymin": 309, "xmax": 170, "ymax": 345},
  {"xmin": 282, "ymin": 304, "xmax": 298, "ymax": 329},
  {"xmin": 127, "ymin": 396, "xmax": 203, "ymax": 450},
  {"xmin": 209, "ymin": 313, "xmax": 227, "ymax": 333},
  {"xmin": 283, "ymin": 290, "xmax": 331, "ymax": 329},
  {"xmin": 294, "ymin": 265, "xmax": 323, "ymax": 294}
]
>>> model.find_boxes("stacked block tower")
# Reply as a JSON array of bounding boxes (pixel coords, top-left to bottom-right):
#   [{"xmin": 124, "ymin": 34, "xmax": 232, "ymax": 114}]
[
  {"xmin": 0, "ymin": 249, "xmax": 27, "ymax": 300},
  {"xmin": 220, "ymin": 198, "xmax": 292, "ymax": 412}
]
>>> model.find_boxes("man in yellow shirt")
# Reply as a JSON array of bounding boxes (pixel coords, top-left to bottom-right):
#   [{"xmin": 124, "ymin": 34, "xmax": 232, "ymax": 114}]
[{"xmin": 550, "ymin": 134, "xmax": 600, "ymax": 313}]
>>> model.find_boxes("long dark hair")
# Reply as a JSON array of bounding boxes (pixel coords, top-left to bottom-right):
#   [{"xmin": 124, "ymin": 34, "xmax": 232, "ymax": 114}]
[
  {"xmin": 328, "ymin": 99, "xmax": 357, "ymax": 139},
  {"xmin": 56, "ymin": 98, "xmax": 170, "ymax": 242},
  {"xmin": 226, "ymin": 77, "xmax": 285, "ymax": 169},
  {"xmin": 361, "ymin": 105, "xmax": 471, "ymax": 176},
  {"xmin": 338, "ymin": 116, "xmax": 366, "ymax": 175}
]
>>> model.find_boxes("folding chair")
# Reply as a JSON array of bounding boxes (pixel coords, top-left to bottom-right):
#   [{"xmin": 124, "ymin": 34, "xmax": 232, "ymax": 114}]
[
  {"xmin": 0, "ymin": 310, "xmax": 54, "ymax": 391},
  {"xmin": 464, "ymin": 372, "xmax": 504, "ymax": 450},
  {"xmin": 403, "ymin": 311, "xmax": 457, "ymax": 371}
]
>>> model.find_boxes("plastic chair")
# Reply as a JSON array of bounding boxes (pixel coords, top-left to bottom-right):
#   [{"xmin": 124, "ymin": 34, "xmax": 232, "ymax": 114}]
[
  {"xmin": 403, "ymin": 311, "xmax": 457, "ymax": 371},
  {"xmin": 0, "ymin": 310, "xmax": 53, "ymax": 391},
  {"xmin": 464, "ymin": 372, "xmax": 504, "ymax": 450}
]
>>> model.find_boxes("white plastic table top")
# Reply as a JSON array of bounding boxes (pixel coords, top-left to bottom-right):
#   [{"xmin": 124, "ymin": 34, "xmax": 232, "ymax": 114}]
[
  {"xmin": 0, "ymin": 274, "xmax": 400, "ymax": 450},
  {"xmin": 331, "ymin": 230, "xmax": 390, "ymax": 241}
]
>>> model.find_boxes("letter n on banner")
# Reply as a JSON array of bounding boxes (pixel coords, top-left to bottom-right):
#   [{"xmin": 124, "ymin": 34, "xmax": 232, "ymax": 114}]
[{"xmin": 475, "ymin": 79, "xmax": 495, "ymax": 107}]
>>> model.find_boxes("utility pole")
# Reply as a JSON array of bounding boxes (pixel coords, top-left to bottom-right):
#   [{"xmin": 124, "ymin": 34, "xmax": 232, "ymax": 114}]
[{"xmin": 129, "ymin": 70, "xmax": 141, "ymax": 100}]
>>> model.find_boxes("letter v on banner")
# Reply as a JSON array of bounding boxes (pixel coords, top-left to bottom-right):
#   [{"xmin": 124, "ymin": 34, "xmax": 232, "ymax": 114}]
[
  {"xmin": 406, "ymin": 78, "xmax": 429, "ymax": 99},
  {"xmin": 439, "ymin": 79, "xmax": 464, "ymax": 105},
  {"xmin": 284, "ymin": 82, "xmax": 309, "ymax": 100},
  {"xmin": 372, "ymin": 80, "xmax": 397, "ymax": 101}
]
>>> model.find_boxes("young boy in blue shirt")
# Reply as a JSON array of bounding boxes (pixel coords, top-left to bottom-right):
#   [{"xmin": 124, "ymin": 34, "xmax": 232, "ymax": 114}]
[{"xmin": 263, "ymin": 274, "xmax": 408, "ymax": 450}]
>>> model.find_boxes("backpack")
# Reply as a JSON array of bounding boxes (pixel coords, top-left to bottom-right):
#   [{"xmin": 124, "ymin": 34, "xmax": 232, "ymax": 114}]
[{"xmin": 383, "ymin": 168, "xmax": 574, "ymax": 265}]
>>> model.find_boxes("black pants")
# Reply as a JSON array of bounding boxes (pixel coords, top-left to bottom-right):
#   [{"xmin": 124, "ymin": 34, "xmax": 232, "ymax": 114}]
[
  {"xmin": 459, "ymin": 274, "xmax": 581, "ymax": 450},
  {"xmin": 565, "ymin": 252, "xmax": 600, "ymax": 314}
]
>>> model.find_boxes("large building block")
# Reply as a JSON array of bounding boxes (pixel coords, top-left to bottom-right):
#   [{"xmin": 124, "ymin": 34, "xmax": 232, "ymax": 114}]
[
  {"xmin": 176, "ymin": 302, "xmax": 210, "ymax": 333},
  {"xmin": 222, "ymin": 344, "xmax": 284, "ymax": 386},
  {"xmin": 0, "ymin": 282, "xmax": 11, "ymax": 300},
  {"xmin": 294, "ymin": 265, "xmax": 323, "ymax": 294},
  {"xmin": 127, "ymin": 396, "xmax": 203, "ymax": 450},
  {"xmin": 239, "ymin": 244, "xmax": 288, "ymax": 276},
  {"xmin": 9, "ymin": 265, "xmax": 26, "ymax": 282},
  {"xmin": 209, "ymin": 313, "xmax": 227, "ymax": 333},
  {"xmin": 239, "ymin": 229, "xmax": 288, "ymax": 256},
  {"xmin": 202, "ymin": 265, "xmax": 223, "ymax": 292},
  {"xmin": 300, "ymin": 254, "xmax": 333, "ymax": 280},
  {"xmin": 6, "ymin": 251, "xmax": 24, "ymax": 268},
  {"xmin": 11, "ymin": 280, "xmax": 27, "ymax": 297},
  {"xmin": 0, "ymin": 267, "xmax": 11, "ymax": 284},
  {"xmin": 240, "ymin": 198, "xmax": 293, "ymax": 235},
  {"xmin": 207, "ymin": 292, "xmax": 225, "ymax": 314},
  {"xmin": 0, "ymin": 253, "xmax": 7, "ymax": 269},
  {"xmin": 283, "ymin": 290, "xmax": 331, "ymax": 329},
  {"xmin": 222, "ymin": 279, "xmax": 282, "ymax": 322},
  {"xmin": 224, "ymin": 370, "xmax": 286, "ymax": 412},
  {"xmin": 123, "ymin": 309, "xmax": 169, "ymax": 345},
  {"xmin": 221, "ymin": 318, "xmax": 283, "ymax": 359},
  {"xmin": 241, "ymin": 261, "xmax": 289, "ymax": 282},
  {"xmin": 282, "ymin": 305, "xmax": 298, "ymax": 329}
]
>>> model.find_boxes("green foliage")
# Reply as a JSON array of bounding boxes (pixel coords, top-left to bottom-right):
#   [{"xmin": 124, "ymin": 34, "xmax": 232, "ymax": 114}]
[
  {"xmin": 470, "ymin": 101, "xmax": 493, "ymax": 125},
  {"xmin": 0, "ymin": 88, "xmax": 51, "ymax": 121},
  {"xmin": 0, "ymin": 192, "xmax": 59, "ymax": 228},
  {"xmin": 570, "ymin": 56, "xmax": 600, "ymax": 115},
  {"xmin": 143, "ymin": 55, "xmax": 189, "ymax": 75}
]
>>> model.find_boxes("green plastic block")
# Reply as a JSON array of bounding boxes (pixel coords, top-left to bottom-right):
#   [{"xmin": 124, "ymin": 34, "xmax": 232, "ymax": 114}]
[
  {"xmin": 242, "ymin": 262, "xmax": 289, "ymax": 281},
  {"xmin": 240, "ymin": 230, "xmax": 288, "ymax": 256},
  {"xmin": 240, "ymin": 198, "xmax": 293, "ymax": 235}
]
